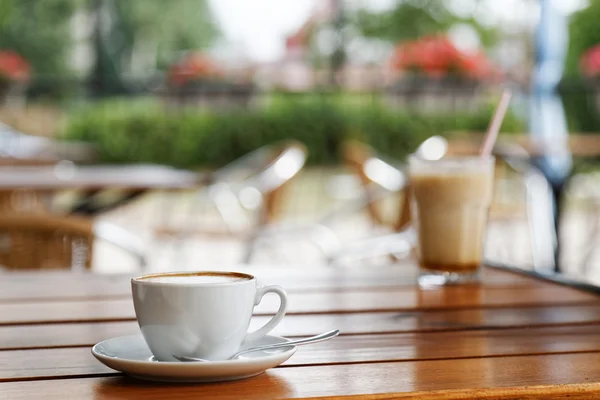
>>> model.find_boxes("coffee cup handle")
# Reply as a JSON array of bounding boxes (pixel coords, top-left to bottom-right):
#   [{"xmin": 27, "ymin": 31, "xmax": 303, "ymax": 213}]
[{"xmin": 246, "ymin": 285, "xmax": 288, "ymax": 342}]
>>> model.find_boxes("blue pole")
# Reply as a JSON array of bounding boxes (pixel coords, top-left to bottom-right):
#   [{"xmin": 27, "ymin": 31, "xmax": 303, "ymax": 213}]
[{"xmin": 530, "ymin": 0, "xmax": 572, "ymax": 270}]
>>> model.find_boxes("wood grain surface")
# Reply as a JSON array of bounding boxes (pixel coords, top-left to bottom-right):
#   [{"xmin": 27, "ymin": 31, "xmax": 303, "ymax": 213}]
[
  {"xmin": 0, "ymin": 266, "xmax": 541, "ymax": 302},
  {"xmin": 4, "ymin": 353, "xmax": 600, "ymax": 399},
  {"xmin": 5, "ymin": 305, "xmax": 600, "ymax": 350},
  {"xmin": 2, "ymin": 265, "xmax": 600, "ymax": 399},
  {"xmin": 1, "ymin": 285, "xmax": 596, "ymax": 326},
  {"xmin": 4, "ymin": 325, "xmax": 600, "ymax": 381}
]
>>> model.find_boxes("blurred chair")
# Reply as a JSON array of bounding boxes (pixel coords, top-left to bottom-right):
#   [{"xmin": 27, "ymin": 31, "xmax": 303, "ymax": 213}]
[
  {"xmin": 492, "ymin": 142, "xmax": 556, "ymax": 271},
  {"xmin": 245, "ymin": 137, "xmax": 444, "ymax": 265},
  {"xmin": 313, "ymin": 139, "xmax": 432, "ymax": 266},
  {"xmin": 0, "ymin": 214, "xmax": 146, "ymax": 271},
  {"xmin": 0, "ymin": 189, "xmax": 49, "ymax": 214},
  {"xmin": 155, "ymin": 140, "xmax": 308, "ymax": 261},
  {"xmin": 248, "ymin": 136, "xmax": 556, "ymax": 270},
  {"xmin": 325, "ymin": 141, "xmax": 557, "ymax": 270},
  {"xmin": 325, "ymin": 229, "xmax": 416, "ymax": 267},
  {"xmin": 342, "ymin": 140, "xmax": 411, "ymax": 232},
  {"xmin": 567, "ymin": 173, "xmax": 600, "ymax": 275}
]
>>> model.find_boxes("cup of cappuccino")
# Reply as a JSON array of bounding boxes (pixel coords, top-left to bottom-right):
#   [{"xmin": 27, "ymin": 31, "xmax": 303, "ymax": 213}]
[
  {"xmin": 131, "ymin": 271, "xmax": 288, "ymax": 361},
  {"xmin": 408, "ymin": 155, "xmax": 494, "ymax": 286}
]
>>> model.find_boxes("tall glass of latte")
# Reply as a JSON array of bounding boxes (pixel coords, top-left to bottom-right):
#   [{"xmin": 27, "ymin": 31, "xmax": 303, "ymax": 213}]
[{"xmin": 408, "ymin": 155, "xmax": 495, "ymax": 286}]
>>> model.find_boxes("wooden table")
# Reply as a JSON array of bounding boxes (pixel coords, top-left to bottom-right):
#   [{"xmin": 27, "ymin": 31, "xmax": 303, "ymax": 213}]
[
  {"xmin": 0, "ymin": 164, "xmax": 203, "ymax": 215},
  {"xmin": 2, "ymin": 264, "xmax": 600, "ymax": 399}
]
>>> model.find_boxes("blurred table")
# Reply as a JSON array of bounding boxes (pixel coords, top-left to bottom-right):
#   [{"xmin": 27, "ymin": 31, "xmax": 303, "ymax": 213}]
[
  {"xmin": 2, "ymin": 263, "xmax": 600, "ymax": 398},
  {"xmin": 0, "ymin": 164, "xmax": 201, "ymax": 190},
  {"xmin": 446, "ymin": 133, "xmax": 600, "ymax": 157},
  {"xmin": 0, "ymin": 124, "xmax": 97, "ymax": 163},
  {"xmin": 0, "ymin": 164, "xmax": 203, "ymax": 215}
]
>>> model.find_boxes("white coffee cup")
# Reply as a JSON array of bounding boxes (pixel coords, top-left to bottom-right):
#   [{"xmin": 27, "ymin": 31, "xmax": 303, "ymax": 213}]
[{"xmin": 131, "ymin": 271, "xmax": 288, "ymax": 362}]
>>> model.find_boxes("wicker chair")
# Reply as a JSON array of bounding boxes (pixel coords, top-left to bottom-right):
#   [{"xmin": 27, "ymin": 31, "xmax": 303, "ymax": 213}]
[
  {"xmin": 0, "ymin": 189, "xmax": 49, "ymax": 215},
  {"xmin": 0, "ymin": 214, "xmax": 146, "ymax": 270}
]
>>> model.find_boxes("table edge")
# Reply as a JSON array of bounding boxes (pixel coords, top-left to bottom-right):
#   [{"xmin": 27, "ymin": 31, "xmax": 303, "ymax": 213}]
[
  {"xmin": 486, "ymin": 262, "xmax": 600, "ymax": 296},
  {"xmin": 296, "ymin": 382, "xmax": 600, "ymax": 400}
]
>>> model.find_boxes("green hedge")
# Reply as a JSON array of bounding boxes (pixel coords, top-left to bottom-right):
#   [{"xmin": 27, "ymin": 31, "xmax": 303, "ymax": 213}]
[
  {"xmin": 60, "ymin": 97, "xmax": 525, "ymax": 168},
  {"xmin": 562, "ymin": 0, "xmax": 600, "ymax": 133}
]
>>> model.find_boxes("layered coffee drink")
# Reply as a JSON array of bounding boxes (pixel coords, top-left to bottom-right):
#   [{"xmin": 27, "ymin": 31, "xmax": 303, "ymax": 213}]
[{"xmin": 409, "ymin": 156, "xmax": 494, "ymax": 285}]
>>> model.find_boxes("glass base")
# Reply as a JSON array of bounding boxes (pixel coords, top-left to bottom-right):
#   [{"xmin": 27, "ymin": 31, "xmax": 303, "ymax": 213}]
[{"xmin": 418, "ymin": 268, "xmax": 480, "ymax": 287}]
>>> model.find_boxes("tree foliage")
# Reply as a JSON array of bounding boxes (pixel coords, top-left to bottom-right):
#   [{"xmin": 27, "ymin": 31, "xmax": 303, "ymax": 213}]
[
  {"xmin": 565, "ymin": 0, "xmax": 600, "ymax": 76},
  {"xmin": 109, "ymin": 0, "xmax": 219, "ymax": 72},
  {"xmin": 0, "ymin": 0, "xmax": 81, "ymax": 77},
  {"xmin": 351, "ymin": 0, "xmax": 498, "ymax": 48},
  {"xmin": 558, "ymin": 0, "xmax": 600, "ymax": 132},
  {"xmin": 89, "ymin": 0, "xmax": 219, "ymax": 95},
  {"xmin": 0, "ymin": 0, "xmax": 219, "ymax": 96}
]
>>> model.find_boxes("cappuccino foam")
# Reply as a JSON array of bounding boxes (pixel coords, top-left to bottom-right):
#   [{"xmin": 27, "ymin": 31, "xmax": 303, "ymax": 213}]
[{"xmin": 139, "ymin": 273, "xmax": 250, "ymax": 285}]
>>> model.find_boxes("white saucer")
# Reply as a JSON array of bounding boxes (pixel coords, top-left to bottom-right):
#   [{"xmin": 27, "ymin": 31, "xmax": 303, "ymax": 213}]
[{"xmin": 92, "ymin": 334, "xmax": 296, "ymax": 383}]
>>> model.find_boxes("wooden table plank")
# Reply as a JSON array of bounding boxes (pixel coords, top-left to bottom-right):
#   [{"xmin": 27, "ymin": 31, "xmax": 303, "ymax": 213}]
[
  {"xmin": 5, "ymin": 305, "xmax": 600, "ymax": 351},
  {"xmin": 3, "ymin": 352, "xmax": 600, "ymax": 399},
  {"xmin": 0, "ymin": 285, "xmax": 596, "ymax": 326},
  {"xmin": 4, "ymin": 325, "xmax": 600, "ymax": 382},
  {"xmin": 0, "ymin": 267, "xmax": 542, "ymax": 302}
]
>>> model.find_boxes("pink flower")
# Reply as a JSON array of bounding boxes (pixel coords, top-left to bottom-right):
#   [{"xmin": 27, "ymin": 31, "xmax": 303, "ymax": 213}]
[
  {"xmin": 168, "ymin": 53, "xmax": 222, "ymax": 86},
  {"xmin": 459, "ymin": 51, "xmax": 499, "ymax": 80},
  {"xmin": 390, "ymin": 35, "xmax": 498, "ymax": 80},
  {"xmin": 581, "ymin": 44, "xmax": 600, "ymax": 77},
  {"xmin": 0, "ymin": 51, "xmax": 30, "ymax": 82}
]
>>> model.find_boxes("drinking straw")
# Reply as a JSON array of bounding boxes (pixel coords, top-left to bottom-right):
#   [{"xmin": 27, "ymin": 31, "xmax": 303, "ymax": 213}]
[{"xmin": 480, "ymin": 89, "xmax": 512, "ymax": 157}]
